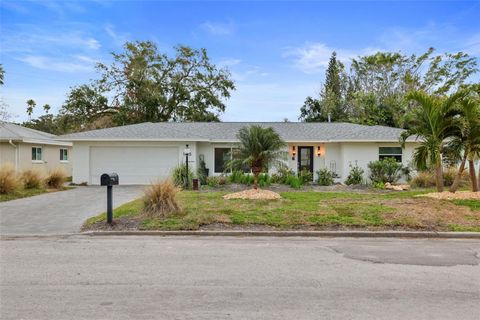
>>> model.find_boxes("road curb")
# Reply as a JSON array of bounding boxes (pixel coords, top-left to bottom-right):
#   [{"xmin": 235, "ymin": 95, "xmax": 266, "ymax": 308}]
[{"xmin": 81, "ymin": 230, "xmax": 480, "ymax": 239}]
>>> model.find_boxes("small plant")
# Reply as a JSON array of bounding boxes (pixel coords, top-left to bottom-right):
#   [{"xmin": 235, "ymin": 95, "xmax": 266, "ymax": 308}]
[
  {"xmin": 298, "ymin": 169, "xmax": 313, "ymax": 184},
  {"xmin": 172, "ymin": 164, "xmax": 194, "ymax": 189},
  {"xmin": 206, "ymin": 176, "xmax": 219, "ymax": 187},
  {"xmin": 258, "ymin": 173, "xmax": 271, "ymax": 187},
  {"xmin": 367, "ymin": 158, "xmax": 403, "ymax": 184},
  {"xmin": 142, "ymin": 180, "xmax": 180, "ymax": 218},
  {"xmin": 271, "ymin": 166, "xmax": 294, "ymax": 184},
  {"xmin": 0, "ymin": 164, "xmax": 18, "ymax": 194},
  {"xmin": 229, "ymin": 170, "xmax": 245, "ymax": 184},
  {"xmin": 240, "ymin": 174, "xmax": 254, "ymax": 185},
  {"xmin": 316, "ymin": 168, "xmax": 334, "ymax": 186},
  {"xmin": 285, "ymin": 174, "xmax": 301, "ymax": 189},
  {"xmin": 21, "ymin": 169, "xmax": 44, "ymax": 189},
  {"xmin": 345, "ymin": 164, "xmax": 364, "ymax": 185},
  {"xmin": 45, "ymin": 167, "xmax": 67, "ymax": 189},
  {"xmin": 197, "ymin": 159, "xmax": 209, "ymax": 185},
  {"xmin": 373, "ymin": 181, "xmax": 385, "ymax": 189},
  {"xmin": 218, "ymin": 175, "xmax": 227, "ymax": 185},
  {"xmin": 410, "ymin": 168, "xmax": 468, "ymax": 188}
]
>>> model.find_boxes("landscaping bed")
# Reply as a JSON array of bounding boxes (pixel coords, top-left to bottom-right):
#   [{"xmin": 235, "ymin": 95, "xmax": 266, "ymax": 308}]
[{"xmin": 82, "ymin": 189, "xmax": 480, "ymax": 232}]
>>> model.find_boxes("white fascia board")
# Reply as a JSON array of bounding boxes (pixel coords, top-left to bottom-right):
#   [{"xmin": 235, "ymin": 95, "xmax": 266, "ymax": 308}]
[
  {"xmin": 62, "ymin": 138, "xmax": 210, "ymax": 142},
  {"xmin": 23, "ymin": 138, "xmax": 73, "ymax": 146}
]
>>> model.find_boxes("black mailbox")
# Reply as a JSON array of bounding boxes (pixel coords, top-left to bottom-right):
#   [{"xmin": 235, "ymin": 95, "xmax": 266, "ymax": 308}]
[{"xmin": 100, "ymin": 173, "xmax": 119, "ymax": 186}]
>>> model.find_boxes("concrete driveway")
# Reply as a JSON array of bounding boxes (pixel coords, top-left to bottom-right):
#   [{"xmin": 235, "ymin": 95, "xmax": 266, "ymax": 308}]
[{"xmin": 0, "ymin": 186, "xmax": 143, "ymax": 235}]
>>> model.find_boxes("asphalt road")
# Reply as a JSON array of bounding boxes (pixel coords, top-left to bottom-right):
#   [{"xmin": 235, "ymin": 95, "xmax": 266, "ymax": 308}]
[
  {"xmin": 1, "ymin": 236, "xmax": 479, "ymax": 320},
  {"xmin": 0, "ymin": 186, "xmax": 143, "ymax": 235}
]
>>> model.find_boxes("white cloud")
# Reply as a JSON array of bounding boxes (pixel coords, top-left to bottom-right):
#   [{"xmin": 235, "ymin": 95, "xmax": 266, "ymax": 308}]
[
  {"xmin": 105, "ymin": 24, "xmax": 129, "ymax": 46},
  {"xmin": 200, "ymin": 20, "xmax": 235, "ymax": 35},
  {"xmin": 465, "ymin": 33, "xmax": 480, "ymax": 55},
  {"xmin": 18, "ymin": 55, "xmax": 97, "ymax": 73},
  {"xmin": 284, "ymin": 42, "xmax": 380, "ymax": 74}
]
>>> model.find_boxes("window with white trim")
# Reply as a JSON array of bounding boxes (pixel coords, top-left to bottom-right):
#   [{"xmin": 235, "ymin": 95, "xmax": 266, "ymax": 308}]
[
  {"xmin": 60, "ymin": 148, "xmax": 68, "ymax": 161},
  {"xmin": 379, "ymin": 147, "xmax": 402, "ymax": 162},
  {"xmin": 32, "ymin": 147, "xmax": 42, "ymax": 161}
]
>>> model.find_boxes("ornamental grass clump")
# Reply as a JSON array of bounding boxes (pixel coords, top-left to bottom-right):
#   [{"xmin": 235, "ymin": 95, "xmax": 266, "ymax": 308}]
[
  {"xmin": 21, "ymin": 168, "xmax": 44, "ymax": 189},
  {"xmin": 143, "ymin": 180, "xmax": 180, "ymax": 218},
  {"xmin": 0, "ymin": 164, "xmax": 18, "ymax": 194},
  {"xmin": 45, "ymin": 167, "xmax": 67, "ymax": 189}
]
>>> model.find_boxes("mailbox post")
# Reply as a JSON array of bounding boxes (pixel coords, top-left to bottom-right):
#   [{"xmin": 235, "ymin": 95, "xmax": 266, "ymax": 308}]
[{"xmin": 100, "ymin": 173, "xmax": 119, "ymax": 224}]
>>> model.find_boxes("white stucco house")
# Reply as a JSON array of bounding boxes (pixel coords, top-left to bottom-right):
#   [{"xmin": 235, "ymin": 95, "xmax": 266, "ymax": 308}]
[{"xmin": 58, "ymin": 122, "xmax": 419, "ymax": 185}]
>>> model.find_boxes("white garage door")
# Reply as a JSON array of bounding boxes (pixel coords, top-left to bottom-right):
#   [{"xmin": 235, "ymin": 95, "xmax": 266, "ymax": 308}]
[{"xmin": 89, "ymin": 146, "xmax": 179, "ymax": 185}]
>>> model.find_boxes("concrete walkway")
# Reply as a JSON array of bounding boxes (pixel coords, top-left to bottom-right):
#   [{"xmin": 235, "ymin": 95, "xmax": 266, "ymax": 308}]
[{"xmin": 0, "ymin": 186, "xmax": 143, "ymax": 235}]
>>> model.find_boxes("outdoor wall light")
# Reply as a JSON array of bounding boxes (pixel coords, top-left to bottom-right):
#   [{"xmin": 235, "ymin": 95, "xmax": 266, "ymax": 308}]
[
  {"xmin": 317, "ymin": 146, "xmax": 322, "ymax": 157},
  {"xmin": 291, "ymin": 146, "xmax": 296, "ymax": 160}
]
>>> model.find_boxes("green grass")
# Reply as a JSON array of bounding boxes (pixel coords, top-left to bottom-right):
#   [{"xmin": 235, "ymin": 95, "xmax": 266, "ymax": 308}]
[
  {"xmin": 451, "ymin": 199, "xmax": 480, "ymax": 211},
  {"xmin": 0, "ymin": 186, "xmax": 75, "ymax": 202},
  {"xmin": 0, "ymin": 188, "xmax": 47, "ymax": 202},
  {"xmin": 85, "ymin": 189, "xmax": 477, "ymax": 231}
]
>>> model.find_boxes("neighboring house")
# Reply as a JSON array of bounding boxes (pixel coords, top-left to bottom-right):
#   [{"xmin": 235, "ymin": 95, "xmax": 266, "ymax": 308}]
[
  {"xmin": 0, "ymin": 122, "xmax": 73, "ymax": 175},
  {"xmin": 58, "ymin": 122, "xmax": 419, "ymax": 185}
]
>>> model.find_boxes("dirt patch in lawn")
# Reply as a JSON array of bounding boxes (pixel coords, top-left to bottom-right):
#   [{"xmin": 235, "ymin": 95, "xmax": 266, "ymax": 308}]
[
  {"xmin": 420, "ymin": 191, "xmax": 480, "ymax": 200},
  {"xmin": 223, "ymin": 189, "xmax": 282, "ymax": 200},
  {"xmin": 381, "ymin": 197, "xmax": 480, "ymax": 230}
]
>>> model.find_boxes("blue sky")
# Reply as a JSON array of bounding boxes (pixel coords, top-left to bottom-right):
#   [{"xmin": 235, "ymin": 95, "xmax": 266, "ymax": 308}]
[{"xmin": 1, "ymin": 0, "xmax": 479, "ymax": 122}]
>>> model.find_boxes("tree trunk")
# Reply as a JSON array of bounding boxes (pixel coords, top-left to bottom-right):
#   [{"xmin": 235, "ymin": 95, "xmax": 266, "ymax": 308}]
[
  {"xmin": 449, "ymin": 153, "xmax": 467, "ymax": 193},
  {"xmin": 435, "ymin": 165, "xmax": 444, "ymax": 192},
  {"xmin": 468, "ymin": 159, "xmax": 478, "ymax": 192},
  {"xmin": 252, "ymin": 167, "xmax": 261, "ymax": 190}
]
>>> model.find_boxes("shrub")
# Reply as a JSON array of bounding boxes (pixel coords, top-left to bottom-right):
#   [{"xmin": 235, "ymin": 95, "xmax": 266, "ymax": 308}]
[
  {"xmin": 271, "ymin": 166, "xmax": 294, "ymax": 184},
  {"xmin": 172, "ymin": 164, "xmax": 194, "ymax": 189},
  {"xmin": 0, "ymin": 164, "xmax": 18, "ymax": 194},
  {"xmin": 258, "ymin": 173, "xmax": 271, "ymax": 187},
  {"xmin": 410, "ymin": 168, "xmax": 469, "ymax": 188},
  {"xmin": 229, "ymin": 170, "xmax": 245, "ymax": 184},
  {"xmin": 197, "ymin": 160, "xmax": 209, "ymax": 185},
  {"xmin": 367, "ymin": 158, "xmax": 403, "ymax": 184},
  {"xmin": 207, "ymin": 176, "xmax": 219, "ymax": 187},
  {"xmin": 240, "ymin": 174, "xmax": 254, "ymax": 185},
  {"xmin": 21, "ymin": 169, "xmax": 44, "ymax": 189},
  {"xmin": 345, "ymin": 164, "xmax": 364, "ymax": 185},
  {"xmin": 316, "ymin": 168, "xmax": 334, "ymax": 186},
  {"xmin": 285, "ymin": 175, "xmax": 301, "ymax": 189},
  {"xmin": 45, "ymin": 167, "xmax": 67, "ymax": 189},
  {"xmin": 218, "ymin": 175, "xmax": 227, "ymax": 185},
  {"xmin": 142, "ymin": 180, "xmax": 180, "ymax": 218},
  {"xmin": 298, "ymin": 169, "xmax": 313, "ymax": 184},
  {"xmin": 373, "ymin": 181, "xmax": 385, "ymax": 189}
]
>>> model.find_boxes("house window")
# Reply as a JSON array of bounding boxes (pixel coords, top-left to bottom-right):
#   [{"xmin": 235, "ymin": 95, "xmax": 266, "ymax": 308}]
[
  {"xmin": 379, "ymin": 147, "xmax": 402, "ymax": 162},
  {"xmin": 32, "ymin": 147, "xmax": 42, "ymax": 161},
  {"xmin": 214, "ymin": 148, "xmax": 231, "ymax": 173},
  {"xmin": 60, "ymin": 148, "xmax": 68, "ymax": 161}
]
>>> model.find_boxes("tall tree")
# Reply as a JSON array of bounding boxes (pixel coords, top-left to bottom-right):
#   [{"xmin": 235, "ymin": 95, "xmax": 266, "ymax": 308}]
[
  {"xmin": 300, "ymin": 52, "xmax": 347, "ymax": 122},
  {"xmin": 448, "ymin": 85, "xmax": 480, "ymax": 192},
  {"xmin": 26, "ymin": 99, "xmax": 36, "ymax": 120},
  {"xmin": 43, "ymin": 104, "xmax": 51, "ymax": 114},
  {"xmin": 96, "ymin": 41, "xmax": 235, "ymax": 124},
  {"xmin": 401, "ymin": 91, "xmax": 460, "ymax": 192},
  {"xmin": 0, "ymin": 64, "xmax": 4, "ymax": 86}
]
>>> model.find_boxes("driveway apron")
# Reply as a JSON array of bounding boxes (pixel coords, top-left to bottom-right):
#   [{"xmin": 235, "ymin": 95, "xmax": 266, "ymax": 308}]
[{"xmin": 0, "ymin": 186, "xmax": 143, "ymax": 235}]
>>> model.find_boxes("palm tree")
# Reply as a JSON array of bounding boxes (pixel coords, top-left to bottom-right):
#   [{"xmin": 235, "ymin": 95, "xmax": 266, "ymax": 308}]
[
  {"xmin": 230, "ymin": 125, "xmax": 286, "ymax": 189},
  {"xmin": 449, "ymin": 88, "xmax": 480, "ymax": 192},
  {"xmin": 401, "ymin": 91, "xmax": 460, "ymax": 192}
]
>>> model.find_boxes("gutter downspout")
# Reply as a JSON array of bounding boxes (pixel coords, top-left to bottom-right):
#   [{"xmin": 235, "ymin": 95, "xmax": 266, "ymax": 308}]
[{"xmin": 8, "ymin": 139, "xmax": 18, "ymax": 171}]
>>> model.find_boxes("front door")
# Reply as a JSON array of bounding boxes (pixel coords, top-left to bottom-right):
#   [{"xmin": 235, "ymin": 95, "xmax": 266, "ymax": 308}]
[{"xmin": 298, "ymin": 146, "xmax": 313, "ymax": 173}]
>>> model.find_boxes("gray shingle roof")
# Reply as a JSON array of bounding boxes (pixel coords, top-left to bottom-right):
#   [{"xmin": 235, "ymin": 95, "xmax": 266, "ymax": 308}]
[
  {"xmin": 0, "ymin": 122, "xmax": 71, "ymax": 146},
  {"xmin": 58, "ymin": 122, "xmax": 417, "ymax": 143}
]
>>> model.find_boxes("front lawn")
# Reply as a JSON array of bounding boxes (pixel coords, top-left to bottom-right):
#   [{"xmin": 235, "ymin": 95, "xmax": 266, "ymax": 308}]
[
  {"xmin": 83, "ymin": 190, "xmax": 480, "ymax": 232},
  {"xmin": 0, "ymin": 186, "xmax": 73, "ymax": 202}
]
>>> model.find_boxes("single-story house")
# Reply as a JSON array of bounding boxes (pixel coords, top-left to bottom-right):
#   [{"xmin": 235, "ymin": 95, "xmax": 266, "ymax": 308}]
[
  {"xmin": 58, "ymin": 122, "xmax": 419, "ymax": 185},
  {"xmin": 0, "ymin": 122, "xmax": 73, "ymax": 175}
]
